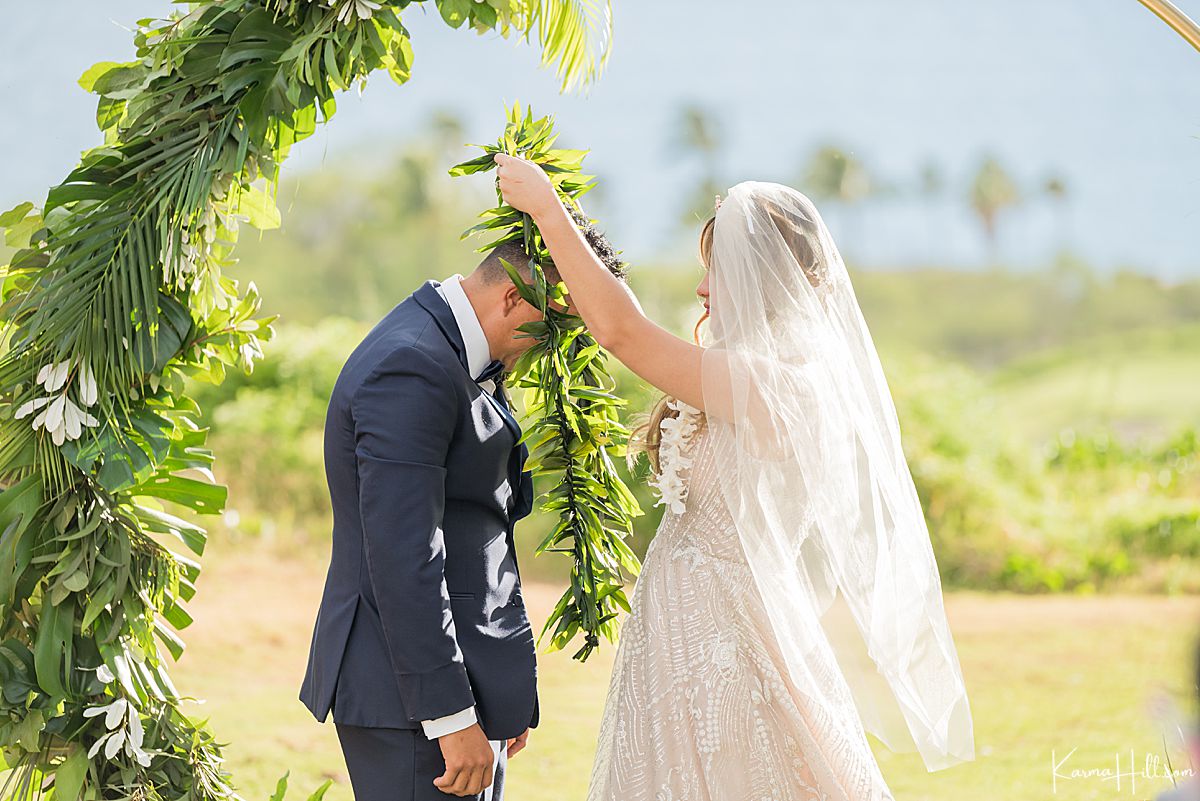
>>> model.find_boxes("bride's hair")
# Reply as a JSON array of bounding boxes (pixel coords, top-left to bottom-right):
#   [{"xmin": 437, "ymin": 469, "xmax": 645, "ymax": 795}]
[{"xmin": 628, "ymin": 196, "xmax": 829, "ymax": 475}]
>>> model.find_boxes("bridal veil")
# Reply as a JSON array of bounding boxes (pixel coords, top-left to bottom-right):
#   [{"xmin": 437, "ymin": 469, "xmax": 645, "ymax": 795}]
[{"xmin": 698, "ymin": 181, "xmax": 975, "ymax": 772}]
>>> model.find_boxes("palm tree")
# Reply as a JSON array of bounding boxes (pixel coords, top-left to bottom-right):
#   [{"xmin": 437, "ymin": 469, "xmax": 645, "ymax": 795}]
[
  {"xmin": 429, "ymin": 108, "xmax": 467, "ymax": 159},
  {"xmin": 672, "ymin": 103, "xmax": 725, "ymax": 224},
  {"xmin": 801, "ymin": 144, "xmax": 872, "ymax": 253},
  {"xmin": 522, "ymin": 0, "xmax": 614, "ymax": 92},
  {"xmin": 1042, "ymin": 172, "xmax": 1070, "ymax": 255},
  {"xmin": 804, "ymin": 144, "xmax": 871, "ymax": 204},
  {"xmin": 969, "ymin": 155, "xmax": 1021, "ymax": 265},
  {"xmin": 917, "ymin": 158, "xmax": 944, "ymax": 264}
]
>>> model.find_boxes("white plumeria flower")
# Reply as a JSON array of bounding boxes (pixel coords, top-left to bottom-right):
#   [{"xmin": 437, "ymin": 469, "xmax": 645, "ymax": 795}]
[
  {"xmin": 28, "ymin": 393, "xmax": 98, "ymax": 446},
  {"xmin": 103, "ymin": 698, "xmax": 129, "ymax": 729},
  {"xmin": 78, "ymin": 361, "xmax": 98, "ymax": 407},
  {"xmin": 103, "ymin": 728, "xmax": 125, "ymax": 760},
  {"xmin": 127, "ymin": 705, "xmax": 146, "ymax": 758},
  {"xmin": 330, "ymin": 0, "xmax": 381, "ymax": 24},
  {"xmin": 36, "ymin": 395, "xmax": 67, "ymax": 442},
  {"xmin": 238, "ymin": 340, "xmax": 263, "ymax": 365},
  {"xmin": 51, "ymin": 360, "xmax": 71, "ymax": 392},
  {"xmin": 95, "ymin": 664, "xmax": 116, "ymax": 684},
  {"xmin": 36, "ymin": 360, "xmax": 71, "ymax": 392},
  {"xmin": 14, "ymin": 396, "xmax": 51, "ymax": 420},
  {"xmin": 162, "ymin": 234, "xmax": 202, "ymax": 283},
  {"xmin": 62, "ymin": 398, "xmax": 87, "ymax": 442},
  {"xmin": 84, "ymin": 697, "xmax": 153, "ymax": 767},
  {"xmin": 19, "ymin": 356, "xmax": 102, "ymax": 445}
]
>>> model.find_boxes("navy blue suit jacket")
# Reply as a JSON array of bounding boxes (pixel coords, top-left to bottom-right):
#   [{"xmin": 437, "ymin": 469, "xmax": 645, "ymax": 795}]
[{"xmin": 299, "ymin": 280, "xmax": 538, "ymax": 740}]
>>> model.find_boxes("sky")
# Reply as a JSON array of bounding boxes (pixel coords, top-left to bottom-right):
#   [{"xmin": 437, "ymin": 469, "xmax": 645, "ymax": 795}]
[{"xmin": 2, "ymin": 0, "xmax": 1199, "ymax": 278}]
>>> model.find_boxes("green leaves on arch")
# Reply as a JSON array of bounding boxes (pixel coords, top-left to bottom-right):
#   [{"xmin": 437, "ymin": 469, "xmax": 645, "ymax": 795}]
[{"xmin": 0, "ymin": 2, "xmax": 610, "ymax": 799}]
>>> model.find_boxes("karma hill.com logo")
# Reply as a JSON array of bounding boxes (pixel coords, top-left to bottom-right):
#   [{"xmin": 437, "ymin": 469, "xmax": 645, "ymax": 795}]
[{"xmin": 1051, "ymin": 747, "xmax": 1196, "ymax": 796}]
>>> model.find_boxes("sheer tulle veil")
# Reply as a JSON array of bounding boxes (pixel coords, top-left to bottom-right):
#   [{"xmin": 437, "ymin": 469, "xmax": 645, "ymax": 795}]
[{"xmin": 697, "ymin": 181, "xmax": 975, "ymax": 772}]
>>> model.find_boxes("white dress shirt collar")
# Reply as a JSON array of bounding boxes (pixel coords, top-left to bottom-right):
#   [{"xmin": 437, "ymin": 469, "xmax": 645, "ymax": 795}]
[{"xmin": 435, "ymin": 274, "xmax": 493, "ymax": 381}]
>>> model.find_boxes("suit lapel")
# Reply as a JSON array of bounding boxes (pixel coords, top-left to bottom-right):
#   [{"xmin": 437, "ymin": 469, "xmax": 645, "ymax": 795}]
[
  {"xmin": 413, "ymin": 280, "xmax": 469, "ymax": 374},
  {"xmin": 416, "ymin": 279, "xmax": 522, "ymax": 440},
  {"xmin": 414, "ymin": 279, "xmax": 529, "ymax": 510},
  {"xmin": 490, "ymin": 382, "xmax": 531, "ymax": 518}
]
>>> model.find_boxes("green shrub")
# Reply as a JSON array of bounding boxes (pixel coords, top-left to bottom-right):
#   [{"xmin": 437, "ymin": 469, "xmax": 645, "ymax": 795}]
[
  {"xmin": 188, "ymin": 318, "xmax": 367, "ymax": 544},
  {"xmin": 191, "ymin": 316, "xmax": 1200, "ymax": 592}
]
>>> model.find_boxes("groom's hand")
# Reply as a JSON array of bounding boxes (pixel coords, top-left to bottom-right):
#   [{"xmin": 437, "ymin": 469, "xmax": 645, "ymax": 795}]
[
  {"xmin": 506, "ymin": 728, "xmax": 530, "ymax": 758},
  {"xmin": 433, "ymin": 723, "xmax": 494, "ymax": 797}
]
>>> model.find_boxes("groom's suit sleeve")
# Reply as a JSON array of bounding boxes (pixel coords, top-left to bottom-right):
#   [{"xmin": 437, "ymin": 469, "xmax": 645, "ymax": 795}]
[{"xmin": 351, "ymin": 345, "xmax": 476, "ymax": 723}]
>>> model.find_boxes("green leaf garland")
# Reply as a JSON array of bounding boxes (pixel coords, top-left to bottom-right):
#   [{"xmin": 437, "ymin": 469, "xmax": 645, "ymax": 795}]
[{"xmin": 451, "ymin": 103, "xmax": 642, "ymax": 662}]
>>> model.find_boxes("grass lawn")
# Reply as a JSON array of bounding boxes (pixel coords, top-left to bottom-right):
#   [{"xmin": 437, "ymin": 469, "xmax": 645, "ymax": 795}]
[
  {"xmin": 172, "ymin": 536, "xmax": 1200, "ymax": 801},
  {"xmin": 988, "ymin": 324, "xmax": 1200, "ymax": 445}
]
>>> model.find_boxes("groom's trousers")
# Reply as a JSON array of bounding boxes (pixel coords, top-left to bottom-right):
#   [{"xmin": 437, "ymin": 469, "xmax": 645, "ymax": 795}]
[{"xmin": 334, "ymin": 722, "xmax": 507, "ymax": 801}]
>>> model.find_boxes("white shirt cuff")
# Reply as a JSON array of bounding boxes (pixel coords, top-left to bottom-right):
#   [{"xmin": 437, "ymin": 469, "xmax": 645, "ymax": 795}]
[{"xmin": 421, "ymin": 706, "xmax": 478, "ymax": 739}]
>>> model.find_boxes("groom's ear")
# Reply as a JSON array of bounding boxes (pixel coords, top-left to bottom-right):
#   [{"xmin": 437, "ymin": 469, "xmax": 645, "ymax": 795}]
[{"xmin": 501, "ymin": 281, "xmax": 527, "ymax": 315}]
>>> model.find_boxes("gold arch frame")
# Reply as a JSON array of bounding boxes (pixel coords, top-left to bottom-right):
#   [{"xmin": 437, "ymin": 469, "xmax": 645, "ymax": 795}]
[{"xmin": 1139, "ymin": 0, "xmax": 1200, "ymax": 52}]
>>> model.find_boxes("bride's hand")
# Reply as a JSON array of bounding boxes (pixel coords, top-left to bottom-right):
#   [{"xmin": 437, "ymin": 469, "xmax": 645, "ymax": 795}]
[{"xmin": 494, "ymin": 153, "xmax": 561, "ymax": 221}]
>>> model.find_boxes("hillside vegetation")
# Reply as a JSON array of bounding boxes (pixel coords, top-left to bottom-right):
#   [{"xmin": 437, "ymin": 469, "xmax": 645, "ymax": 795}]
[{"xmin": 106, "ymin": 132, "xmax": 1200, "ymax": 594}]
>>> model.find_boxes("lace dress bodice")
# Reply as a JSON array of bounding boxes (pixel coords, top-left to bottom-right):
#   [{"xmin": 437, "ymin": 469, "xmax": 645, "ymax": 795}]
[
  {"xmin": 586, "ymin": 414, "xmax": 895, "ymax": 801},
  {"xmin": 649, "ymin": 411, "xmax": 751, "ymax": 566}
]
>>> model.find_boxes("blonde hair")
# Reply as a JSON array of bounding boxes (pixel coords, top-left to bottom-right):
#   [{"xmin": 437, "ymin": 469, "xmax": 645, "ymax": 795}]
[{"xmin": 628, "ymin": 216, "xmax": 715, "ymax": 475}]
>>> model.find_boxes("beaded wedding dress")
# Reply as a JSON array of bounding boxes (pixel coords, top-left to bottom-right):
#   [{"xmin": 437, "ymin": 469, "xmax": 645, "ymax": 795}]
[
  {"xmin": 587, "ymin": 181, "xmax": 973, "ymax": 800},
  {"xmin": 586, "ymin": 405, "xmax": 896, "ymax": 801}
]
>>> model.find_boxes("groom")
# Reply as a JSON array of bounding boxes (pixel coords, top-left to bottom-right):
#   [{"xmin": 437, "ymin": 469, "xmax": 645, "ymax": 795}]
[{"xmin": 299, "ymin": 215, "xmax": 625, "ymax": 800}]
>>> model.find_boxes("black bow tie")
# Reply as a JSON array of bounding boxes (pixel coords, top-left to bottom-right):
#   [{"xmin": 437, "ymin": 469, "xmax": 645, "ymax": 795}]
[{"xmin": 475, "ymin": 359, "xmax": 505, "ymax": 385}]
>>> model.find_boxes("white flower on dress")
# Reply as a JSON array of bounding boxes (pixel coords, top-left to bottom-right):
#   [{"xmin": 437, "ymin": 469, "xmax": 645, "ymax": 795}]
[
  {"xmin": 649, "ymin": 399, "xmax": 702, "ymax": 515},
  {"xmin": 84, "ymin": 697, "xmax": 153, "ymax": 767},
  {"xmin": 710, "ymin": 633, "xmax": 738, "ymax": 674}
]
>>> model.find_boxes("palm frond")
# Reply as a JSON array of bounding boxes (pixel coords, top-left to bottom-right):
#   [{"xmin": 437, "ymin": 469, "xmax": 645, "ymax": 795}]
[{"xmin": 524, "ymin": 0, "xmax": 613, "ymax": 92}]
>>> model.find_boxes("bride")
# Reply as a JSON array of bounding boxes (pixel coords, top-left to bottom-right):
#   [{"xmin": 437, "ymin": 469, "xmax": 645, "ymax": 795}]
[{"xmin": 495, "ymin": 154, "xmax": 976, "ymax": 801}]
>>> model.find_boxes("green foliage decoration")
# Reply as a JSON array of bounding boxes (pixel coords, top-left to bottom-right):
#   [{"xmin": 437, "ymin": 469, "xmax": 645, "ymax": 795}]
[
  {"xmin": 450, "ymin": 104, "xmax": 642, "ymax": 661},
  {"xmin": 0, "ymin": 2, "xmax": 610, "ymax": 799}
]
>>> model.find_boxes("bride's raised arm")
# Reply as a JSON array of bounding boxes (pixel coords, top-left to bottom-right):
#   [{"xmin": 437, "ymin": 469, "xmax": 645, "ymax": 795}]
[{"xmin": 495, "ymin": 152, "xmax": 715, "ymax": 413}]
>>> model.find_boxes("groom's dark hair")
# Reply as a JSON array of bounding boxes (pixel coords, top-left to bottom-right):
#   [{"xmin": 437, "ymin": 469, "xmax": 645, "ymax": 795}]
[{"xmin": 476, "ymin": 205, "xmax": 627, "ymax": 285}]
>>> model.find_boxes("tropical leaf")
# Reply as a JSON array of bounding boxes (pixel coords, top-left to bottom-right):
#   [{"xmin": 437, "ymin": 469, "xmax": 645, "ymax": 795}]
[
  {"xmin": 0, "ymin": 3, "xmax": 618, "ymax": 798},
  {"xmin": 528, "ymin": 0, "xmax": 613, "ymax": 92}
]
